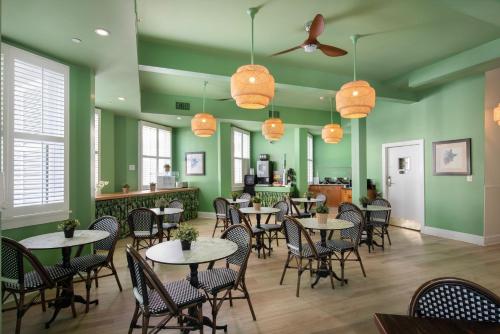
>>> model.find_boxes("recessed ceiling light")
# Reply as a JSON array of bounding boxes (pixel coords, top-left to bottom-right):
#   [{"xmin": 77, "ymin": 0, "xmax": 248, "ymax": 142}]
[
  {"xmin": 117, "ymin": 97, "xmax": 125, "ymax": 101},
  {"xmin": 176, "ymin": 117, "xmax": 182, "ymax": 120},
  {"xmin": 319, "ymin": 96, "xmax": 324, "ymax": 100},
  {"xmin": 95, "ymin": 28, "xmax": 110, "ymax": 37},
  {"xmin": 71, "ymin": 38, "xmax": 82, "ymax": 44}
]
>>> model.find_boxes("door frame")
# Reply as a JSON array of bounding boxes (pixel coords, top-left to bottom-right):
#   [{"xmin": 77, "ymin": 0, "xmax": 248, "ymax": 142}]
[{"xmin": 381, "ymin": 139, "xmax": 425, "ymax": 228}]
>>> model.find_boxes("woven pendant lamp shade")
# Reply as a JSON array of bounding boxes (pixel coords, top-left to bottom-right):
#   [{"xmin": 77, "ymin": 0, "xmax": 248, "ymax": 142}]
[
  {"xmin": 191, "ymin": 113, "xmax": 216, "ymax": 137},
  {"xmin": 336, "ymin": 80, "xmax": 375, "ymax": 119},
  {"xmin": 231, "ymin": 64, "xmax": 275, "ymax": 109},
  {"xmin": 262, "ymin": 118, "xmax": 284, "ymax": 141},
  {"xmin": 322, "ymin": 123, "xmax": 343, "ymax": 144},
  {"xmin": 494, "ymin": 103, "xmax": 500, "ymax": 126}
]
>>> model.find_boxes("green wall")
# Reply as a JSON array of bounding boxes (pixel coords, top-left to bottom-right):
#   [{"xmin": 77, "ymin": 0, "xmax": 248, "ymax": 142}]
[
  {"xmin": 366, "ymin": 75, "xmax": 485, "ymax": 236},
  {"xmin": 313, "ymin": 134, "xmax": 352, "ymax": 179},
  {"xmin": 114, "ymin": 114, "xmax": 139, "ymax": 191},
  {"xmin": 251, "ymin": 130, "xmax": 296, "ymax": 173},
  {"xmin": 100, "ymin": 109, "xmax": 115, "ymax": 193}
]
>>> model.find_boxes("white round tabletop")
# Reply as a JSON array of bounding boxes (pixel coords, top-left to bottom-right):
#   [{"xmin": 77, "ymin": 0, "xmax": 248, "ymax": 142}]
[
  {"xmin": 20, "ymin": 230, "xmax": 110, "ymax": 250},
  {"xmin": 150, "ymin": 207, "xmax": 184, "ymax": 216},
  {"xmin": 361, "ymin": 205, "xmax": 392, "ymax": 211},
  {"xmin": 292, "ymin": 197, "xmax": 321, "ymax": 203},
  {"xmin": 226, "ymin": 198, "xmax": 250, "ymax": 204},
  {"xmin": 239, "ymin": 207, "xmax": 281, "ymax": 215},
  {"xmin": 146, "ymin": 237, "xmax": 238, "ymax": 265},
  {"xmin": 298, "ymin": 218, "xmax": 354, "ymax": 230}
]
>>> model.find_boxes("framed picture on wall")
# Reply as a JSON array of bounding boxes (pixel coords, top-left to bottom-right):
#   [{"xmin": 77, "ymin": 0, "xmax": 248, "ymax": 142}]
[
  {"xmin": 185, "ymin": 152, "xmax": 205, "ymax": 176},
  {"xmin": 432, "ymin": 138, "xmax": 471, "ymax": 175}
]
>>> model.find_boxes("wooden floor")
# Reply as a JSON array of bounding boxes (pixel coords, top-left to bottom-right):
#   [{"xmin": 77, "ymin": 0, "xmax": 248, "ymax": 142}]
[{"xmin": 3, "ymin": 217, "xmax": 500, "ymax": 334}]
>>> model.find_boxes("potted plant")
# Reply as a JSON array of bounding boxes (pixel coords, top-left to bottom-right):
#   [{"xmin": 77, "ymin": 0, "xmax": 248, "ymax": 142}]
[
  {"xmin": 173, "ymin": 224, "xmax": 199, "ymax": 250},
  {"xmin": 304, "ymin": 191, "xmax": 313, "ymax": 201},
  {"xmin": 316, "ymin": 205, "xmax": 329, "ymax": 224},
  {"xmin": 58, "ymin": 219, "xmax": 80, "ymax": 238},
  {"xmin": 122, "ymin": 184, "xmax": 130, "ymax": 194},
  {"xmin": 230, "ymin": 191, "xmax": 239, "ymax": 202},
  {"xmin": 150, "ymin": 182, "xmax": 156, "ymax": 192},
  {"xmin": 252, "ymin": 196, "xmax": 262, "ymax": 211},
  {"xmin": 360, "ymin": 196, "xmax": 370, "ymax": 208},
  {"xmin": 155, "ymin": 198, "xmax": 168, "ymax": 212}
]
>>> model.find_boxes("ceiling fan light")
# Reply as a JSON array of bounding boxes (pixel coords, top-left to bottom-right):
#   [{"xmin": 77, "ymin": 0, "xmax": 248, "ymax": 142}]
[
  {"xmin": 231, "ymin": 64, "xmax": 275, "ymax": 109},
  {"xmin": 191, "ymin": 113, "xmax": 216, "ymax": 137},
  {"xmin": 304, "ymin": 44, "xmax": 317, "ymax": 53},
  {"xmin": 494, "ymin": 103, "xmax": 500, "ymax": 126},
  {"xmin": 336, "ymin": 80, "xmax": 375, "ymax": 119},
  {"xmin": 262, "ymin": 118, "xmax": 284, "ymax": 141},
  {"xmin": 322, "ymin": 123, "xmax": 343, "ymax": 144}
]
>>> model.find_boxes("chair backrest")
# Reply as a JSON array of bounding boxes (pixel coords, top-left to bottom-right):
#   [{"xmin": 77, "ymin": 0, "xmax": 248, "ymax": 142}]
[
  {"xmin": 338, "ymin": 202, "xmax": 362, "ymax": 214},
  {"xmin": 369, "ymin": 198, "xmax": 391, "ymax": 224},
  {"xmin": 228, "ymin": 207, "xmax": 253, "ymax": 232},
  {"xmin": 337, "ymin": 210, "xmax": 364, "ymax": 246},
  {"xmin": 282, "ymin": 216, "xmax": 318, "ymax": 258},
  {"xmin": 409, "ymin": 277, "xmax": 500, "ymax": 323},
  {"xmin": 213, "ymin": 197, "xmax": 230, "ymax": 217},
  {"xmin": 287, "ymin": 196, "xmax": 302, "ymax": 216},
  {"xmin": 238, "ymin": 192, "xmax": 252, "ymax": 208},
  {"xmin": 127, "ymin": 208, "xmax": 157, "ymax": 236},
  {"xmin": 273, "ymin": 200, "xmax": 289, "ymax": 222},
  {"xmin": 1, "ymin": 237, "xmax": 53, "ymax": 291},
  {"xmin": 221, "ymin": 224, "xmax": 252, "ymax": 287},
  {"xmin": 126, "ymin": 245, "xmax": 179, "ymax": 315},
  {"xmin": 315, "ymin": 193, "xmax": 327, "ymax": 207},
  {"xmin": 89, "ymin": 216, "xmax": 120, "ymax": 258},
  {"xmin": 166, "ymin": 200, "xmax": 183, "ymax": 224}
]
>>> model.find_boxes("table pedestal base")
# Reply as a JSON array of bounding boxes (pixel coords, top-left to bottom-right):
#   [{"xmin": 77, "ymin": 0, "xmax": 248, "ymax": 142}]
[{"xmin": 311, "ymin": 230, "xmax": 348, "ymax": 288}]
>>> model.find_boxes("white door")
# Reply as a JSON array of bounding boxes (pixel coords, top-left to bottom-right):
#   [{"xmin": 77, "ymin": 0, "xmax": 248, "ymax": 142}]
[{"xmin": 384, "ymin": 141, "xmax": 424, "ymax": 230}]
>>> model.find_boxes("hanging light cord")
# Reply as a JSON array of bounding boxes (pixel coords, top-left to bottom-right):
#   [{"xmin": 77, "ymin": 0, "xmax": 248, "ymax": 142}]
[
  {"xmin": 202, "ymin": 81, "xmax": 207, "ymax": 112},
  {"xmin": 329, "ymin": 97, "xmax": 333, "ymax": 123},
  {"xmin": 271, "ymin": 99, "xmax": 274, "ymax": 118},
  {"xmin": 351, "ymin": 34, "xmax": 358, "ymax": 81}
]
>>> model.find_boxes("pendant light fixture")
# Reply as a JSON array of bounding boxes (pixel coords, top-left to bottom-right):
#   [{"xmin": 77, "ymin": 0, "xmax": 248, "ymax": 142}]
[
  {"xmin": 494, "ymin": 103, "xmax": 500, "ymax": 126},
  {"xmin": 262, "ymin": 99, "xmax": 284, "ymax": 141},
  {"xmin": 191, "ymin": 81, "xmax": 216, "ymax": 137},
  {"xmin": 322, "ymin": 97, "xmax": 343, "ymax": 144},
  {"xmin": 231, "ymin": 7, "xmax": 275, "ymax": 109},
  {"xmin": 336, "ymin": 35, "xmax": 375, "ymax": 119}
]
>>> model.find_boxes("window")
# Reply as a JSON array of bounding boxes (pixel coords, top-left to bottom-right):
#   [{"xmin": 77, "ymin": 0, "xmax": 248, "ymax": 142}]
[
  {"xmin": 94, "ymin": 109, "xmax": 101, "ymax": 190},
  {"xmin": 1, "ymin": 44, "xmax": 69, "ymax": 228},
  {"xmin": 232, "ymin": 127, "xmax": 250, "ymax": 188},
  {"xmin": 139, "ymin": 121, "xmax": 171, "ymax": 189},
  {"xmin": 307, "ymin": 133, "xmax": 313, "ymax": 184}
]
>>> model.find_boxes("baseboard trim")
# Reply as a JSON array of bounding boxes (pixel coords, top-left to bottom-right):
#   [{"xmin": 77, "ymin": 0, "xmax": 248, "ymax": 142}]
[
  {"xmin": 198, "ymin": 211, "xmax": 215, "ymax": 219},
  {"xmin": 484, "ymin": 234, "xmax": 500, "ymax": 246},
  {"xmin": 421, "ymin": 226, "xmax": 484, "ymax": 246}
]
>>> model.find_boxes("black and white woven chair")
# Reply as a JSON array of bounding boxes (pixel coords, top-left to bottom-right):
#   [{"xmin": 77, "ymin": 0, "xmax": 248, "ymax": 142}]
[
  {"xmin": 238, "ymin": 192, "xmax": 252, "ymax": 208},
  {"xmin": 330, "ymin": 202, "xmax": 365, "ymax": 240},
  {"xmin": 280, "ymin": 216, "xmax": 334, "ymax": 297},
  {"xmin": 195, "ymin": 224, "xmax": 256, "ymax": 332},
  {"xmin": 70, "ymin": 216, "xmax": 122, "ymax": 312},
  {"xmin": 319, "ymin": 210, "xmax": 366, "ymax": 286},
  {"xmin": 212, "ymin": 197, "xmax": 230, "ymax": 237},
  {"xmin": 162, "ymin": 200, "xmax": 184, "ymax": 241},
  {"xmin": 409, "ymin": 277, "xmax": 500, "ymax": 323},
  {"xmin": 126, "ymin": 245, "xmax": 206, "ymax": 333},
  {"xmin": 287, "ymin": 196, "xmax": 312, "ymax": 219},
  {"xmin": 1, "ymin": 237, "xmax": 77, "ymax": 334},
  {"xmin": 261, "ymin": 200, "xmax": 289, "ymax": 255},
  {"xmin": 127, "ymin": 208, "xmax": 160, "ymax": 251},
  {"xmin": 367, "ymin": 198, "xmax": 392, "ymax": 249},
  {"xmin": 229, "ymin": 206, "xmax": 267, "ymax": 259},
  {"xmin": 310, "ymin": 193, "xmax": 327, "ymax": 217}
]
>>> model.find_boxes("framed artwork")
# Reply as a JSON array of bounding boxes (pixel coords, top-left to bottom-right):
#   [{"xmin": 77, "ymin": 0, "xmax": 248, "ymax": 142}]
[
  {"xmin": 185, "ymin": 152, "xmax": 205, "ymax": 176},
  {"xmin": 432, "ymin": 138, "xmax": 471, "ymax": 175}
]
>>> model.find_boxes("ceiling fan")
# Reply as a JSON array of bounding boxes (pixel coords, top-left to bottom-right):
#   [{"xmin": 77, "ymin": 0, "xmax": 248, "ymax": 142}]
[{"xmin": 271, "ymin": 14, "xmax": 348, "ymax": 57}]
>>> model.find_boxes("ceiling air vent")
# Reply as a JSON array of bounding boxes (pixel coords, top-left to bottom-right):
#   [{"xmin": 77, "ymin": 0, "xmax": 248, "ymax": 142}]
[
  {"xmin": 176, "ymin": 102, "xmax": 190, "ymax": 110},
  {"xmin": 268, "ymin": 110, "xmax": 280, "ymax": 118}
]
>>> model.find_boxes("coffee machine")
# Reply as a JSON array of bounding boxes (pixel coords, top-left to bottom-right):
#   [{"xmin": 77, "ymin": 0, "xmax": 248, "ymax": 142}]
[{"xmin": 256, "ymin": 154, "xmax": 272, "ymax": 184}]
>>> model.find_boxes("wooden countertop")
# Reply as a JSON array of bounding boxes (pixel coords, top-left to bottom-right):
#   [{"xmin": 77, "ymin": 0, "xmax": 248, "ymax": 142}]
[
  {"xmin": 95, "ymin": 187, "xmax": 198, "ymax": 201},
  {"xmin": 309, "ymin": 184, "xmax": 351, "ymax": 188}
]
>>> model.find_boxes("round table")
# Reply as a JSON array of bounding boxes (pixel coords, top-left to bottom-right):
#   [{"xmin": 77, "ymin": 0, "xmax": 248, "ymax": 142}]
[
  {"xmin": 291, "ymin": 197, "xmax": 321, "ymax": 213},
  {"xmin": 225, "ymin": 198, "xmax": 250, "ymax": 205},
  {"xmin": 360, "ymin": 205, "xmax": 391, "ymax": 250},
  {"xmin": 150, "ymin": 207, "xmax": 184, "ymax": 242},
  {"xmin": 20, "ymin": 230, "xmax": 110, "ymax": 328},
  {"xmin": 146, "ymin": 237, "xmax": 237, "ymax": 331},
  {"xmin": 239, "ymin": 206, "xmax": 280, "ymax": 228},
  {"xmin": 361, "ymin": 205, "xmax": 392, "ymax": 212},
  {"xmin": 298, "ymin": 218, "xmax": 354, "ymax": 286}
]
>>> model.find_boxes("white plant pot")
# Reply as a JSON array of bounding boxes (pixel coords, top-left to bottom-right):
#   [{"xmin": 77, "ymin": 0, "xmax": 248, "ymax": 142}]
[
  {"xmin": 317, "ymin": 213, "xmax": 328, "ymax": 224},
  {"xmin": 253, "ymin": 203, "xmax": 261, "ymax": 211}
]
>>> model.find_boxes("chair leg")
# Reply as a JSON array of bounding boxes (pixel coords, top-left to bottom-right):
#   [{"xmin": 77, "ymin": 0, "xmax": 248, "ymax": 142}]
[
  {"xmin": 211, "ymin": 293, "xmax": 218, "ymax": 334},
  {"xmin": 261, "ymin": 235, "xmax": 266, "ymax": 260},
  {"xmin": 385, "ymin": 227, "xmax": 392, "ymax": 245},
  {"xmin": 355, "ymin": 250, "xmax": 367, "ymax": 277},
  {"xmin": 242, "ymin": 281, "xmax": 257, "ymax": 321},
  {"xmin": 308, "ymin": 259, "xmax": 313, "ymax": 277},
  {"xmin": 340, "ymin": 252, "xmax": 345, "ymax": 286},
  {"xmin": 129, "ymin": 303, "xmax": 141, "ymax": 334},
  {"xmin": 197, "ymin": 303, "xmax": 204, "ymax": 334},
  {"xmin": 296, "ymin": 258, "xmax": 303, "ymax": 297},
  {"xmin": 212, "ymin": 218, "xmax": 219, "ymax": 237},
  {"xmin": 15, "ymin": 292, "xmax": 24, "ymax": 334},
  {"xmin": 111, "ymin": 262, "xmax": 123, "ymax": 291},
  {"xmin": 94, "ymin": 268, "xmax": 99, "ymax": 288},
  {"xmin": 142, "ymin": 314, "xmax": 150, "ymax": 334},
  {"xmin": 85, "ymin": 270, "xmax": 92, "ymax": 313},
  {"xmin": 69, "ymin": 281, "xmax": 77, "ymax": 318},
  {"xmin": 40, "ymin": 290, "xmax": 46, "ymax": 312},
  {"xmin": 328, "ymin": 257, "xmax": 335, "ymax": 290},
  {"xmin": 280, "ymin": 253, "xmax": 291, "ymax": 285},
  {"xmin": 229, "ymin": 289, "xmax": 233, "ymax": 307}
]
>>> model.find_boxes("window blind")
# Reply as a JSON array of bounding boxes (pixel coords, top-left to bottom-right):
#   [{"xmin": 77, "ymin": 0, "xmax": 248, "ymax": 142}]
[
  {"xmin": 94, "ymin": 110, "xmax": 100, "ymax": 188},
  {"xmin": 307, "ymin": 134, "xmax": 313, "ymax": 184}
]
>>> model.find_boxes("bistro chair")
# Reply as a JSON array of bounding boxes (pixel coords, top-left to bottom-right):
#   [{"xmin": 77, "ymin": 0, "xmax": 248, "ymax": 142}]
[
  {"xmin": 127, "ymin": 208, "xmax": 160, "ymax": 251},
  {"xmin": 280, "ymin": 216, "xmax": 334, "ymax": 297},
  {"xmin": 409, "ymin": 277, "xmax": 500, "ymax": 322},
  {"xmin": 70, "ymin": 216, "xmax": 122, "ymax": 312},
  {"xmin": 212, "ymin": 197, "xmax": 230, "ymax": 237},
  {"xmin": 162, "ymin": 200, "xmax": 184, "ymax": 241},
  {"xmin": 238, "ymin": 192, "xmax": 252, "ymax": 208},
  {"xmin": 261, "ymin": 200, "xmax": 289, "ymax": 254},
  {"xmin": 195, "ymin": 224, "xmax": 256, "ymax": 333},
  {"xmin": 331, "ymin": 202, "xmax": 365, "ymax": 240},
  {"xmin": 1, "ymin": 237, "xmax": 77, "ymax": 334},
  {"xmin": 309, "ymin": 193, "xmax": 327, "ymax": 217},
  {"xmin": 320, "ymin": 210, "xmax": 366, "ymax": 286},
  {"xmin": 287, "ymin": 196, "xmax": 312, "ymax": 219},
  {"xmin": 126, "ymin": 245, "xmax": 206, "ymax": 333},
  {"xmin": 367, "ymin": 198, "xmax": 392, "ymax": 249},
  {"xmin": 229, "ymin": 207, "xmax": 266, "ymax": 259}
]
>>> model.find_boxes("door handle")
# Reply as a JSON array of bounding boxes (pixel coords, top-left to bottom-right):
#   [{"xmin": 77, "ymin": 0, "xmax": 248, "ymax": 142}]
[{"xmin": 387, "ymin": 176, "xmax": 395, "ymax": 187}]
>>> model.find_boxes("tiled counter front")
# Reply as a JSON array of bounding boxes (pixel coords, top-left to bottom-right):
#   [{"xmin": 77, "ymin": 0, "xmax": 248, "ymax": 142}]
[
  {"xmin": 95, "ymin": 188, "xmax": 199, "ymax": 237},
  {"xmin": 254, "ymin": 186, "xmax": 291, "ymax": 207}
]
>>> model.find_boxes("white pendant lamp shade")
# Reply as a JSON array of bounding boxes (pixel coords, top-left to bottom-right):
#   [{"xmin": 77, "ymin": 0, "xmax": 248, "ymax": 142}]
[
  {"xmin": 262, "ymin": 117, "xmax": 284, "ymax": 141},
  {"xmin": 336, "ymin": 80, "xmax": 375, "ymax": 119},
  {"xmin": 191, "ymin": 113, "xmax": 216, "ymax": 137},
  {"xmin": 322, "ymin": 123, "xmax": 343, "ymax": 144},
  {"xmin": 494, "ymin": 103, "xmax": 500, "ymax": 126},
  {"xmin": 231, "ymin": 64, "xmax": 275, "ymax": 109}
]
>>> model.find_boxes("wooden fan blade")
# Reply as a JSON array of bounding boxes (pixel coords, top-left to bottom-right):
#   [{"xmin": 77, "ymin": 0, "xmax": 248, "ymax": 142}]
[
  {"xmin": 215, "ymin": 97, "xmax": 232, "ymax": 101},
  {"xmin": 271, "ymin": 45, "xmax": 303, "ymax": 56},
  {"xmin": 318, "ymin": 43, "xmax": 348, "ymax": 57},
  {"xmin": 308, "ymin": 14, "xmax": 324, "ymax": 40}
]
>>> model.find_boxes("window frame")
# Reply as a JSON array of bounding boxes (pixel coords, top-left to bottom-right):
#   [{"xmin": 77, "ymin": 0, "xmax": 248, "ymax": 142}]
[
  {"xmin": 138, "ymin": 120, "xmax": 172, "ymax": 190},
  {"xmin": 1, "ymin": 43, "xmax": 70, "ymax": 229},
  {"xmin": 307, "ymin": 133, "xmax": 314, "ymax": 185},
  {"xmin": 94, "ymin": 109, "xmax": 101, "ymax": 192},
  {"xmin": 231, "ymin": 127, "xmax": 250, "ymax": 190}
]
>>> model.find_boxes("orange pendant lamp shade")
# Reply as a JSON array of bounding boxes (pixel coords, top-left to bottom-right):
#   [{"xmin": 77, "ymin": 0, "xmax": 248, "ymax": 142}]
[
  {"xmin": 262, "ymin": 118, "xmax": 284, "ymax": 141},
  {"xmin": 494, "ymin": 103, "xmax": 500, "ymax": 126},
  {"xmin": 322, "ymin": 123, "xmax": 343, "ymax": 144},
  {"xmin": 191, "ymin": 113, "xmax": 216, "ymax": 137},
  {"xmin": 231, "ymin": 64, "xmax": 275, "ymax": 109},
  {"xmin": 336, "ymin": 80, "xmax": 375, "ymax": 119}
]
